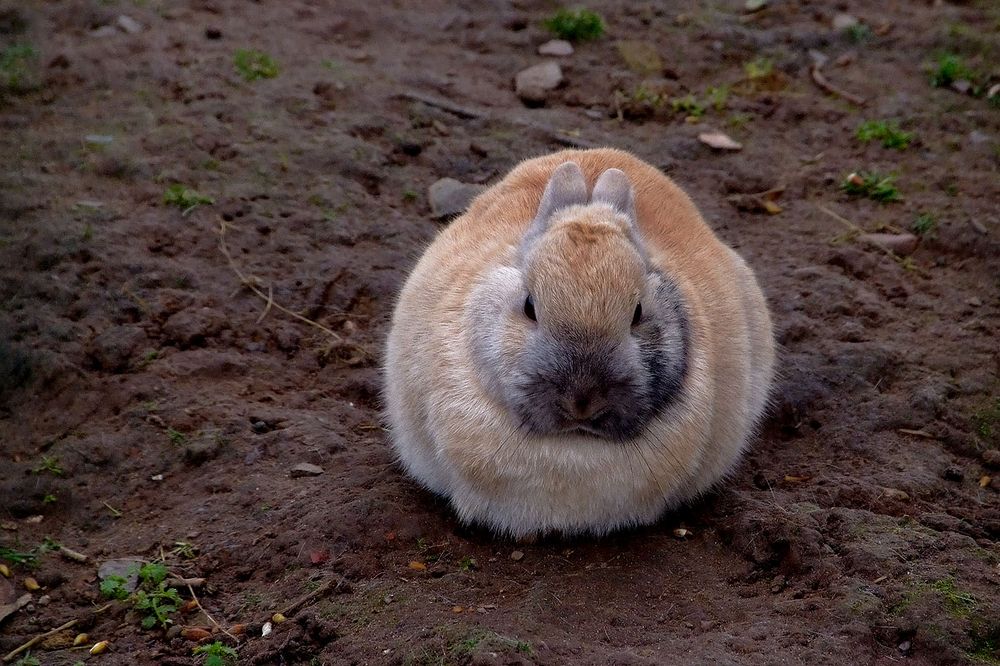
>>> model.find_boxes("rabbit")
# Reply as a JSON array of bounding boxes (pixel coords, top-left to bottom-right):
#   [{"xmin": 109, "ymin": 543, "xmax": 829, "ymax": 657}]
[{"xmin": 384, "ymin": 148, "xmax": 774, "ymax": 539}]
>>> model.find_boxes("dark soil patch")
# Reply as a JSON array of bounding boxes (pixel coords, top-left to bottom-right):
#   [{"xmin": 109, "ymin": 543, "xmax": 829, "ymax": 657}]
[{"xmin": 1, "ymin": 1, "xmax": 998, "ymax": 664}]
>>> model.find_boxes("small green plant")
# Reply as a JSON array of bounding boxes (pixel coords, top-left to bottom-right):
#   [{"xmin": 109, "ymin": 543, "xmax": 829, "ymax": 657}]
[
  {"xmin": 744, "ymin": 56, "xmax": 774, "ymax": 80},
  {"xmin": 930, "ymin": 578, "xmax": 976, "ymax": 618},
  {"xmin": 0, "ymin": 547, "xmax": 39, "ymax": 568},
  {"xmin": 671, "ymin": 94, "xmax": 705, "ymax": 117},
  {"xmin": 912, "ymin": 213, "xmax": 937, "ymax": 237},
  {"xmin": 32, "ymin": 455, "xmax": 64, "ymax": 476},
  {"xmin": 166, "ymin": 427, "xmax": 186, "ymax": 445},
  {"xmin": 12, "ymin": 653, "xmax": 40, "ymax": 666},
  {"xmin": 931, "ymin": 54, "xmax": 975, "ymax": 88},
  {"xmin": 856, "ymin": 119, "xmax": 914, "ymax": 149},
  {"xmin": 42, "ymin": 493, "xmax": 57, "ymax": 504},
  {"xmin": 706, "ymin": 85, "xmax": 729, "ymax": 111},
  {"xmin": 100, "ymin": 574, "xmax": 131, "ymax": 600},
  {"xmin": 841, "ymin": 171, "xmax": 902, "ymax": 202},
  {"xmin": 542, "ymin": 8, "xmax": 605, "ymax": 42},
  {"xmin": 402, "ymin": 189, "xmax": 418, "ymax": 202},
  {"xmin": 163, "ymin": 184, "xmax": 214, "ymax": 215},
  {"xmin": 234, "ymin": 49, "xmax": 279, "ymax": 81},
  {"xmin": 458, "ymin": 556, "xmax": 477, "ymax": 571},
  {"xmin": 134, "ymin": 562, "xmax": 180, "ymax": 629},
  {"xmin": 194, "ymin": 641, "xmax": 239, "ymax": 666},
  {"xmin": 0, "ymin": 44, "xmax": 37, "ymax": 92},
  {"xmin": 172, "ymin": 541, "xmax": 198, "ymax": 559},
  {"xmin": 845, "ymin": 24, "xmax": 872, "ymax": 43}
]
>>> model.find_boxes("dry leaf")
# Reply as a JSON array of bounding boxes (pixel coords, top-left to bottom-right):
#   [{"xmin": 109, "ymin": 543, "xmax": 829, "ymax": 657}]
[
  {"xmin": 23, "ymin": 577, "xmax": 40, "ymax": 591},
  {"xmin": 90, "ymin": 640, "xmax": 110, "ymax": 655},
  {"xmin": 763, "ymin": 200, "xmax": 782, "ymax": 214},
  {"xmin": 981, "ymin": 475, "xmax": 992, "ymax": 488},
  {"xmin": 698, "ymin": 131, "xmax": 743, "ymax": 151},
  {"xmin": 408, "ymin": 561, "xmax": 427, "ymax": 571},
  {"xmin": 181, "ymin": 627, "xmax": 212, "ymax": 642}
]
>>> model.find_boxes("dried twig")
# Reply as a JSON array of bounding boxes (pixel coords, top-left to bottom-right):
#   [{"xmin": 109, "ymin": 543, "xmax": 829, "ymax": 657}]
[
  {"xmin": 810, "ymin": 65, "xmax": 866, "ymax": 106},
  {"xmin": 817, "ymin": 204, "xmax": 930, "ymax": 277},
  {"xmin": 58, "ymin": 545, "xmax": 89, "ymax": 563},
  {"xmin": 396, "ymin": 90, "xmax": 484, "ymax": 119},
  {"xmin": 276, "ymin": 576, "xmax": 346, "ymax": 617},
  {"xmin": 218, "ymin": 219, "xmax": 342, "ymax": 341},
  {"xmin": 186, "ymin": 582, "xmax": 236, "ymax": 642},
  {"xmin": 2, "ymin": 604, "xmax": 111, "ymax": 663},
  {"xmin": 166, "ymin": 576, "xmax": 205, "ymax": 589}
]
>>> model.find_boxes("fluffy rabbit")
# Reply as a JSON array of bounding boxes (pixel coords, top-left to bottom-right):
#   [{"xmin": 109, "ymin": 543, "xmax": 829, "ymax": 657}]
[{"xmin": 385, "ymin": 149, "xmax": 774, "ymax": 538}]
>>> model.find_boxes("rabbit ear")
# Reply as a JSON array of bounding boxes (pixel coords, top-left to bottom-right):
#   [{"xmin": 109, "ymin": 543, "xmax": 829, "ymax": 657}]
[
  {"xmin": 522, "ymin": 162, "xmax": 589, "ymax": 251},
  {"xmin": 591, "ymin": 168, "xmax": 636, "ymax": 223}
]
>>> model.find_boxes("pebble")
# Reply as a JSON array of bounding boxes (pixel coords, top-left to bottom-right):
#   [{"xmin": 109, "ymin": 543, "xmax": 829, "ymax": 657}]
[
  {"xmin": 97, "ymin": 558, "xmax": 143, "ymax": 593},
  {"xmin": 290, "ymin": 462, "xmax": 324, "ymax": 478},
  {"xmin": 983, "ymin": 450, "xmax": 1000, "ymax": 469},
  {"xmin": 84, "ymin": 134, "xmax": 114, "ymax": 145},
  {"xmin": 808, "ymin": 50, "xmax": 829, "ymax": 68},
  {"xmin": 509, "ymin": 550, "xmax": 524, "ymax": 561},
  {"xmin": 514, "ymin": 61, "xmax": 563, "ymax": 106},
  {"xmin": 857, "ymin": 233, "xmax": 919, "ymax": 257},
  {"xmin": 968, "ymin": 130, "xmax": 990, "ymax": 146},
  {"xmin": 698, "ymin": 131, "xmax": 743, "ymax": 151},
  {"xmin": 832, "ymin": 13, "xmax": 859, "ymax": 31},
  {"xmin": 184, "ymin": 431, "xmax": 223, "ymax": 466},
  {"xmin": 427, "ymin": 178, "xmax": 485, "ymax": 220},
  {"xmin": 538, "ymin": 39, "xmax": 573, "ymax": 57},
  {"xmin": 943, "ymin": 466, "xmax": 964, "ymax": 481},
  {"xmin": 116, "ymin": 14, "xmax": 142, "ymax": 34},
  {"xmin": 89, "ymin": 25, "xmax": 118, "ymax": 38},
  {"xmin": 614, "ymin": 40, "xmax": 662, "ymax": 75},
  {"xmin": 882, "ymin": 487, "xmax": 910, "ymax": 502}
]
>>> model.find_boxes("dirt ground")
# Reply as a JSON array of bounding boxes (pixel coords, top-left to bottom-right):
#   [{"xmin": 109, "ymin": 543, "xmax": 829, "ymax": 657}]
[{"xmin": 1, "ymin": 0, "xmax": 999, "ymax": 664}]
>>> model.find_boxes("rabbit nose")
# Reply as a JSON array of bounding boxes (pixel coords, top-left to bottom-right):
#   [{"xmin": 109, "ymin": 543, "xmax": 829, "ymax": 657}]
[{"xmin": 564, "ymin": 389, "xmax": 609, "ymax": 421}]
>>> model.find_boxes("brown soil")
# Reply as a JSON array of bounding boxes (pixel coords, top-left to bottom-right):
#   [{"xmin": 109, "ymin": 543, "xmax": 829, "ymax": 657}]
[{"xmin": 1, "ymin": 1, "xmax": 998, "ymax": 665}]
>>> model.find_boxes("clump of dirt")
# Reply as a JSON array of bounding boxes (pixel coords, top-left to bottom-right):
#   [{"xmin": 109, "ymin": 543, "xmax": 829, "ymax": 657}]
[{"xmin": 0, "ymin": 1, "xmax": 997, "ymax": 664}]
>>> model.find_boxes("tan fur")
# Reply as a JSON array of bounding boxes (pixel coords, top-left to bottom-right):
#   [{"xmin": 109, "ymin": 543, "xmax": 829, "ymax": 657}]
[{"xmin": 384, "ymin": 148, "xmax": 775, "ymax": 537}]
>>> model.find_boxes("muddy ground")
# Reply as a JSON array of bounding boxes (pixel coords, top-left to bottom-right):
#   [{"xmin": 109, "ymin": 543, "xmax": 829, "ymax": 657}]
[{"xmin": 1, "ymin": 0, "xmax": 999, "ymax": 664}]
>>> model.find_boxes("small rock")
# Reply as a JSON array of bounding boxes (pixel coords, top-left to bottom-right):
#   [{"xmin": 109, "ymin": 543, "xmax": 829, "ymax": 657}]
[
  {"xmin": 116, "ymin": 15, "xmax": 142, "ymax": 34},
  {"xmin": 84, "ymin": 134, "xmax": 114, "ymax": 145},
  {"xmin": 184, "ymin": 431, "xmax": 224, "ymax": 466},
  {"xmin": 290, "ymin": 462, "xmax": 324, "ymax": 478},
  {"xmin": 951, "ymin": 80, "xmax": 972, "ymax": 95},
  {"xmin": 97, "ymin": 558, "xmax": 143, "ymax": 593},
  {"xmin": 983, "ymin": 450, "xmax": 1000, "ymax": 469},
  {"xmin": 88, "ymin": 325, "xmax": 147, "ymax": 372},
  {"xmin": 808, "ymin": 50, "xmax": 829, "ymax": 68},
  {"xmin": 538, "ymin": 39, "xmax": 573, "ymax": 57},
  {"xmin": 89, "ymin": 25, "xmax": 118, "ymax": 38},
  {"xmin": 37, "ymin": 594, "xmax": 50, "ymax": 606},
  {"xmin": 161, "ymin": 307, "xmax": 225, "ymax": 348},
  {"xmin": 698, "ymin": 131, "xmax": 743, "ymax": 151},
  {"xmin": 745, "ymin": 0, "xmax": 767, "ymax": 11},
  {"xmin": 968, "ymin": 130, "xmax": 990, "ymax": 146},
  {"xmin": 966, "ymin": 296, "xmax": 983, "ymax": 307},
  {"xmin": 832, "ymin": 13, "xmax": 859, "ymax": 31},
  {"xmin": 251, "ymin": 420, "xmax": 269, "ymax": 434},
  {"xmin": 614, "ymin": 40, "xmax": 662, "ymax": 75},
  {"xmin": 514, "ymin": 61, "xmax": 563, "ymax": 106},
  {"xmin": 882, "ymin": 487, "xmax": 909, "ymax": 502},
  {"xmin": 898, "ymin": 641, "xmax": 911, "ymax": 654},
  {"xmin": 427, "ymin": 178, "xmax": 485, "ymax": 220},
  {"xmin": 510, "ymin": 550, "xmax": 524, "ymax": 561},
  {"xmin": 857, "ymin": 233, "xmax": 919, "ymax": 257},
  {"xmin": 943, "ymin": 466, "xmax": 964, "ymax": 482},
  {"xmin": 166, "ymin": 625, "xmax": 183, "ymax": 639}
]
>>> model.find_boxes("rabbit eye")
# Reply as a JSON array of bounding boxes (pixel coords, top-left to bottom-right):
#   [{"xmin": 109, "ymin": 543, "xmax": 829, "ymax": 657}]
[
  {"xmin": 631, "ymin": 302, "xmax": 642, "ymax": 327},
  {"xmin": 524, "ymin": 294, "xmax": 537, "ymax": 322}
]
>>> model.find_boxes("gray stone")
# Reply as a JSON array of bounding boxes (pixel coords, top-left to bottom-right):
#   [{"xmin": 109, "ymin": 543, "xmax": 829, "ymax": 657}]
[
  {"xmin": 538, "ymin": 39, "xmax": 573, "ymax": 57},
  {"xmin": 428, "ymin": 178, "xmax": 485, "ymax": 220},
  {"xmin": 290, "ymin": 462, "xmax": 324, "ymax": 478},
  {"xmin": 97, "ymin": 558, "xmax": 143, "ymax": 593},
  {"xmin": 184, "ymin": 431, "xmax": 224, "ymax": 466},
  {"xmin": 116, "ymin": 15, "xmax": 143, "ymax": 34},
  {"xmin": 832, "ymin": 13, "xmax": 858, "ymax": 31},
  {"xmin": 88, "ymin": 325, "xmax": 147, "ymax": 372},
  {"xmin": 515, "ymin": 61, "xmax": 562, "ymax": 106}
]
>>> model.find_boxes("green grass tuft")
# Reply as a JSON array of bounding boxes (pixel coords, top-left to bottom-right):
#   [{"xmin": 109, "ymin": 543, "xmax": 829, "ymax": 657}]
[
  {"xmin": 856, "ymin": 119, "xmax": 914, "ymax": 149},
  {"xmin": 194, "ymin": 641, "xmax": 239, "ymax": 666},
  {"xmin": 842, "ymin": 171, "xmax": 902, "ymax": 203},
  {"xmin": 234, "ymin": 49, "xmax": 279, "ymax": 81},
  {"xmin": 163, "ymin": 184, "xmax": 214, "ymax": 215},
  {"xmin": 0, "ymin": 43, "xmax": 37, "ymax": 92},
  {"xmin": 912, "ymin": 213, "xmax": 937, "ymax": 237},
  {"xmin": 542, "ymin": 8, "xmax": 604, "ymax": 42},
  {"xmin": 931, "ymin": 54, "xmax": 975, "ymax": 88}
]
